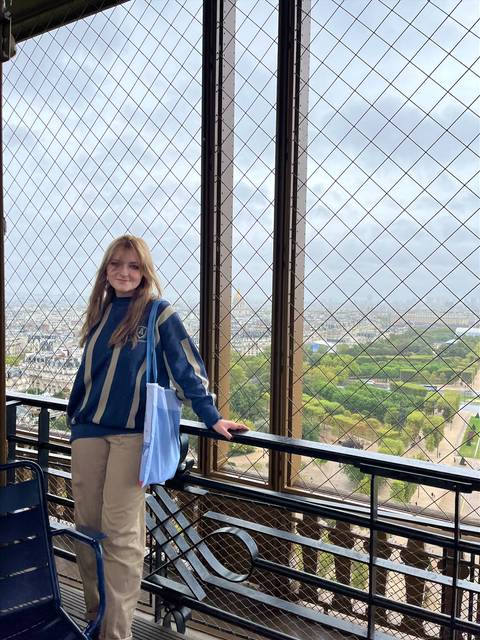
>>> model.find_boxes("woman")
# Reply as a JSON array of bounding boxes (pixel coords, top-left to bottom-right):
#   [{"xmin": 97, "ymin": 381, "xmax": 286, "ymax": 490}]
[{"xmin": 68, "ymin": 235, "xmax": 247, "ymax": 640}]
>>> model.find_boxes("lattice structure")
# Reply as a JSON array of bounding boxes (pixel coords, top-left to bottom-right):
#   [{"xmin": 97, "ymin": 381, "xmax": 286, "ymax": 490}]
[
  {"xmin": 215, "ymin": 1, "xmax": 278, "ymax": 482},
  {"xmin": 3, "ymin": 1, "xmax": 480, "ymax": 519},
  {"xmin": 4, "ymin": 0, "xmax": 203, "ymax": 409},
  {"xmin": 294, "ymin": 0, "xmax": 480, "ymax": 519}
]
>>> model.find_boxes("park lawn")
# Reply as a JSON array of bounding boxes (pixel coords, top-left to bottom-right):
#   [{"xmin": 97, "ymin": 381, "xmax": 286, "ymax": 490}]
[{"xmin": 459, "ymin": 417, "xmax": 480, "ymax": 459}]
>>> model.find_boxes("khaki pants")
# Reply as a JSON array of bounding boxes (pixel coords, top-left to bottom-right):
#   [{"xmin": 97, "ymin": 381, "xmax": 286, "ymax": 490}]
[{"xmin": 71, "ymin": 435, "xmax": 146, "ymax": 640}]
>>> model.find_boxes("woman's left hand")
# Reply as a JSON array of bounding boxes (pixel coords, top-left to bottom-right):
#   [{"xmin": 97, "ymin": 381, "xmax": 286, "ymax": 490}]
[{"xmin": 211, "ymin": 419, "xmax": 249, "ymax": 440}]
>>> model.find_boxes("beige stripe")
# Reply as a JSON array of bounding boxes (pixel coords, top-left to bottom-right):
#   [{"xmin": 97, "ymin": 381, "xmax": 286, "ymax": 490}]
[
  {"xmin": 122, "ymin": 303, "xmax": 173, "ymax": 428},
  {"xmin": 93, "ymin": 345, "xmax": 121, "ymax": 423},
  {"xmin": 163, "ymin": 353, "xmax": 189, "ymax": 405},
  {"xmin": 154, "ymin": 305, "xmax": 176, "ymax": 345},
  {"xmin": 126, "ymin": 359, "xmax": 147, "ymax": 428},
  {"xmin": 79, "ymin": 305, "xmax": 112, "ymax": 412},
  {"xmin": 155, "ymin": 303, "xmax": 190, "ymax": 405},
  {"xmin": 180, "ymin": 338, "xmax": 209, "ymax": 391}
]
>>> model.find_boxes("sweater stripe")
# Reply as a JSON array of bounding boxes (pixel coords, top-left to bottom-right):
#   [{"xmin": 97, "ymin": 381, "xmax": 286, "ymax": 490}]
[
  {"xmin": 126, "ymin": 359, "xmax": 147, "ymax": 428},
  {"xmin": 162, "ymin": 352, "xmax": 188, "ymax": 404},
  {"xmin": 93, "ymin": 344, "xmax": 121, "ymax": 423},
  {"xmin": 79, "ymin": 304, "xmax": 112, "ymax": 412},
  {"xmin": 67, "ymin": 297, "xmax": 221, "ymax": 435},
  {"xmin": 126, "ymin": 306, "xmax": 172, "ymax": 428},
  {"xmin": 181, "ymin": 338, "xmax": 209, "ymax": 391},
  {"xmin": 155, "ymin": 306, "xmax": 175, "ymax": 340}
]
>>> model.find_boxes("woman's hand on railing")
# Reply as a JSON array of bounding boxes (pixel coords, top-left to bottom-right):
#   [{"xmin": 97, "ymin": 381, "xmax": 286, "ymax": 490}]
[{"xmin": 211, "ymin": 419, "xmax": 249, "ymax": 440}]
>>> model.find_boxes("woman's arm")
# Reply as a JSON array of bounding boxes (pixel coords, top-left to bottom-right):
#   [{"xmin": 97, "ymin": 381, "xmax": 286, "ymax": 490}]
[{"xmin": 157, "ymin": 307, "xmax": 248, "ymax": 437}]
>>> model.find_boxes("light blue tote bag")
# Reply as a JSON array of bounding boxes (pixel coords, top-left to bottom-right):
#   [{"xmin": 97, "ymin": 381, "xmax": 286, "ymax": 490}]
[{"xmin": 139, "ymin": 299, "xmax": 182, "ymax": 487}]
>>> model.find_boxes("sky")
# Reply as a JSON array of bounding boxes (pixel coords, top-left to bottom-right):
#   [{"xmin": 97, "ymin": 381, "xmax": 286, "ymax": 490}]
[{"xmin": 2, "ymin": 0, "xmax": 479, "ymax": 319}]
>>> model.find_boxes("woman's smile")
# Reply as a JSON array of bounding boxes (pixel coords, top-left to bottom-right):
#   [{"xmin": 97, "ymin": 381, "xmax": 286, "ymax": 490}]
[{"xmin": 106, "ymin": 248, "xmax": 143, "ymax": 297}]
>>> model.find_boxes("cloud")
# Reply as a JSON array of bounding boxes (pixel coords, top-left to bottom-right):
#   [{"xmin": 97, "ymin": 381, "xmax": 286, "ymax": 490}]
[{"xmin": 2, "ymin": 0, "xmax": 479, "ymax": 312}]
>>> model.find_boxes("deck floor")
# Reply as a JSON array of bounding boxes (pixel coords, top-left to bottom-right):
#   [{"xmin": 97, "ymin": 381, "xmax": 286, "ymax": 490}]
[
  {"xmin": 60, "ymin": 583, "xmax": 183, "ymax": 640},
  {"xmin": 60, "ymin": 582, "xmax": 348, "ymax": 640}
]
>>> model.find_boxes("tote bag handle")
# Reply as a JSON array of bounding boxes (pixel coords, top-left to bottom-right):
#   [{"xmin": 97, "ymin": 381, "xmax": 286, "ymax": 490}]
[{"xmin": 146, "ymin": 299, "xmax": 161, "ymax": 384}]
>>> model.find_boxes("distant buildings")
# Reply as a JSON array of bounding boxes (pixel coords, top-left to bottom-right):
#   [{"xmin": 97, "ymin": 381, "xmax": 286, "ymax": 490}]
[
  {"xmin": 5, "ymin": 298, "xmax": 479, "ymax": 395},
  {"xmin": 6, "ymin": 335, "xmax": 27, "ymax": 356},
  {"xmin": 400, "ymin": 307, "xmax": 477, "ymax": 329},
  {"xmin": 6, "ymin": 303, "xmax": 82, "ymax": 396}
]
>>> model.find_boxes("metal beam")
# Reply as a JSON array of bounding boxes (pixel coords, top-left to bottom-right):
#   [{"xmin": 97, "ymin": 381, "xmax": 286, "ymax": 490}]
[
  {"xmin": 269, "ymin": 0, "xmax": 309, "ymax": 491},
  {"xmin": 286, "ymin": 1, "xmax": 310, "ymax": 486},
  {"xmin": 9, "ymin": 0, "xmax": 129, "ymax": 43},
  {"xmin": 200, "ymin": 0, "xmax": 235, "ymax": 474},
  {"xmin": 0, "ymin": 50, "xmax": 5, "ymax": 469}
]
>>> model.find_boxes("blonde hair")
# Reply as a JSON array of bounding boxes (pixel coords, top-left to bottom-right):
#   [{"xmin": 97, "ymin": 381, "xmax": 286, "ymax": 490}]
[{"xmin": 80, "ymin": 235, "xmax": 162, "ymax": 347}]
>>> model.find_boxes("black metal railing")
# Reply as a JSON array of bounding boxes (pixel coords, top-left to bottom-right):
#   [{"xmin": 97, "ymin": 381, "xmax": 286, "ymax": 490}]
[{"xmin": 6, "ymin": 390, "xmax": 480, "ymax": 640}]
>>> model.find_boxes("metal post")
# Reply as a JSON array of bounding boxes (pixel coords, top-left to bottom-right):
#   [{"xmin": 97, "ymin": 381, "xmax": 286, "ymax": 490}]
[
  {"xmin": 4, "ymin": 400, "xmax": 16, "ymax": 483},
  {"xmin": 200, "ymin": 0, "xmax": 219, "ymax": 370},
  {"xmin": 287, "ymin": 0, "xmax": 310, "ymax": 484},
  {"xmin": 450, "ymin": 490, "xmax": 461, "ymax": 640},
  {"xmin": 467, "ymin": 552, "xmax": 475, "ymax": 638},
  {"xmin": 38, "ymin": 406, "xmax": 50, "ymax": 470},
  {"xmin": 367, "ymin": 474, "xmax": 378, "ymax": 638},
  {"xmin": 0, "ymin": 2, "xmax": 15, "ymax": 481},
  {"xmin": 270, "ymin": 0, "xmax": 309, "ymax": 491},
  {"xmin": 0, "ymin": 20, "xmax": 5, "ymax": 470},
  {"xmin": 199, "ymin": 0, "xmax": 235, "ymax": 474},
  {"xmin": 6, "ymin": 400, "xmax": 16, "ymax": 461}
]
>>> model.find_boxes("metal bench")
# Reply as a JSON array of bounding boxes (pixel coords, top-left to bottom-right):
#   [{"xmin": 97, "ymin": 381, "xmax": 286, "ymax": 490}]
[
  {"xmin": 144, "ymin": 483, "xmax": 259, "ymax": 633},
  {"xmin": 143, "ymin": 483, "xmax": 372, "ymax": 640}
]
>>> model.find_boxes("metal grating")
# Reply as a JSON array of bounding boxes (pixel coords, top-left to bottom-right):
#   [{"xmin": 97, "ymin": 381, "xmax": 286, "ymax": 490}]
[
  {"xmin": 293, "ymin": 0, "xmax": 480, "ymax": 520},
  {"xmin": 4, "ymin": 0, "xmax": 203, "ymax": 408},
  {"xmin": 3, "ymin": 0, "xmax": 480, "ymax": 514},
  {"xmin": 215, "ymin": 0, "xmax": 278, "ymax": 482}
]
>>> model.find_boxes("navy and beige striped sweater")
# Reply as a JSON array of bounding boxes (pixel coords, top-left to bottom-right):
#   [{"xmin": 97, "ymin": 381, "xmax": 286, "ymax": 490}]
[{"xmin": 67, "ymin": 295, "xmax": 221, "ymax": 442}]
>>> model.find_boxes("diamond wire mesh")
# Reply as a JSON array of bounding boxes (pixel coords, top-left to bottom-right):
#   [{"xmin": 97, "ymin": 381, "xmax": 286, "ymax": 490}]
[
  {"xmin": 166, "ymin": 487, "xmax": 367, "ymax": 640},
  {"xmin": 3, "ymin": 2, "xmax": 480, "ymax": 637},
  {"xmin": 293, "ymin": 0, "xmax": 480, "ymax": 520},
  {"xmin": 5, "ymin": 0, "xmax": 478, "ymax": 505},
  {"xmin": 4, "ymin": 0, "xmax": 203, "ymax": 416}
]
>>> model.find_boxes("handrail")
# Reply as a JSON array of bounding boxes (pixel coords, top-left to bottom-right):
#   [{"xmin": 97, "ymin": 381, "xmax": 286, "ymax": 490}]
[
  {"xmin": 6, "ymin": 390, "xmax": 480, "ymax": 640},
  {"xmin": 7, "ymin": 390, "xmax": 480, "ymax": 491},
  {"xmin": 7, "ymin": 391, "xmax": 68, "ymax": 411},
  {"xmin": 182, "ymin": 421, "xmax": 480, "ymax": 491}
]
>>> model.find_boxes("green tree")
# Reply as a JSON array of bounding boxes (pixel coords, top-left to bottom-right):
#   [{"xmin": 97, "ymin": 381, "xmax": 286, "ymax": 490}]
[
  {"xmin": 427, "ymin": 415, "xmax": 445, "ymax": 449},
  {"xmin": 390, "ymin": 479, "xmax": 417, "ymax": 505},
  {"xmin": 342, "ymin": 463, "xmax": 365, "ymax": 487},
  {"xmin": 441, "ymin": 391, "xmax": 460, "ymax": 420},
  {"xmin": 404, "ymin": 411, "xmax": 426, "ymax": 442},
  {"xmin": 51, "ymin": 415, "xmax": 68, "ymax": 431},
  {"xmin": 302, "ymin": 396, "xmax": 327, "ymax": 441},
  {"xmin": 341, "ymin": 464, "xmax": 385, "ymax": 496},
  {"xmin": 230, "ymin": 382, "xmax": 268, "ymax": 424},
  {"xmin": 378, "ymin": 438, "xmax": 404, "ymax": 457}
]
